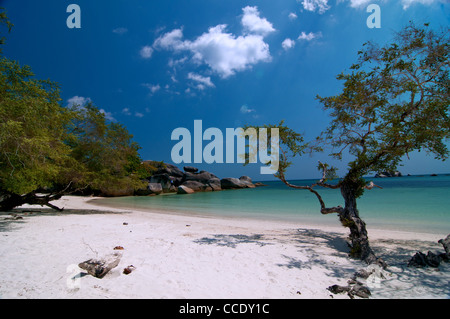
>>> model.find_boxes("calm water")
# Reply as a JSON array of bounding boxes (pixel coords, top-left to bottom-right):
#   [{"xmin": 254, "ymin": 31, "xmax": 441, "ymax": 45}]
[{"xmin": 95, "ymin": 175, "xmax": 450, "ymax": 234}]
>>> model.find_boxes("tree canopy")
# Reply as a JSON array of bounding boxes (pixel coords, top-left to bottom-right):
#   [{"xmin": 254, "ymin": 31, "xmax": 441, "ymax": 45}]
[
  {"xmin": 254, "ymin": 23, "xmax": 449, "ymax": 265},
  {"xmin": 0, "ymin": 57, "xmax": 72, "ymax": 196},
  {"xmin": 317, "ymin": 23, "xmax": 449, "ymax": 184},
  {"xmin": 0, "ymin": 8, "xmax": 146, "ymax": 210},
  {"xmin": 65, "ymin": 102, "xmax": 146, "ymax": 196},
  {"xmin": 0, "ymin": 55, "xmax": 146, "ymax": 209}
]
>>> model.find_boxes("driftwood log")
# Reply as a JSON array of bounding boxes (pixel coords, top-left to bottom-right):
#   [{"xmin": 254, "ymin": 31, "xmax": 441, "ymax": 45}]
[
  {"xmin": 328, "ymin": 282, "xmax": 372, "ymax": 299},
  {"xmin": 78, "ymin": 252, "xmax": 122, "ymax": 278},
  {"xmin": 408, "ymin": 234, "xmax": 450, "ymax": 268}
]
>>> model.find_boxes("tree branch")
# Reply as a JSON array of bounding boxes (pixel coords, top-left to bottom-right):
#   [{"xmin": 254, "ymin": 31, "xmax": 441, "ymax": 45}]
[
  {"xmin": 364, "ymin": 181, "xmax": 383, "ymax": 190},
  {"xmin": 277, "ymin": 166, "xmax": 344, "ymax": 215}
]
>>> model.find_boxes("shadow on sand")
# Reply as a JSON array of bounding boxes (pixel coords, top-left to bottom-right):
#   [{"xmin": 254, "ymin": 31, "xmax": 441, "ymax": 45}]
[
  {"xmin": 0, "ymin": 208, "xmax": 127, "ymax": 233},
  {"xmin": 193, "ymin": 227, "xmax": 450, "ymax": 298}
]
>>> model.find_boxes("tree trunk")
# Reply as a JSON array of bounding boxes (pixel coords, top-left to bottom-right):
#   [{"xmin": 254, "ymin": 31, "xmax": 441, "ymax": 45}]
[
  {"xmin": 0, "ymin": 193, "xmax": 22, "ymax": 211},
  {"xmin": 0, "ymin": 191, "xmax": 64, "ymax": 212},
  {"xmin": 338, "ymin": 181, "xmax": 386, "ymax": 267}
]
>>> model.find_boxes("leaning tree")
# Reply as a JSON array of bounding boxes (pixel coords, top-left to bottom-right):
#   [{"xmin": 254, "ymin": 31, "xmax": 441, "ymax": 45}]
[
  {"xmin": 0, "ymin": 9, "xmax": 146, "ymax": 211},
  {"xmin": 256, "ymin": 23, "xmax": 449, "ymax": 266}
]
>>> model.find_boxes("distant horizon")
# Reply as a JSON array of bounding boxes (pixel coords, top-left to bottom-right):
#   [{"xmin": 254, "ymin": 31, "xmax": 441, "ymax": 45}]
[
  {"xmin": 146, "ymin": 159, "xmax": 450, "ymax": 182},
  {"xmin": 255, "ymin": 172, "xmax": 450, "ymax": 183}
]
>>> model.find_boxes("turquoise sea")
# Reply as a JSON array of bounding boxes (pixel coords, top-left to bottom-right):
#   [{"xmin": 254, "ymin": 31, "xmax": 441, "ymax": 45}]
[{"xmin": 94, "ymin": 175, "xmax": 450, "ymax": 235}]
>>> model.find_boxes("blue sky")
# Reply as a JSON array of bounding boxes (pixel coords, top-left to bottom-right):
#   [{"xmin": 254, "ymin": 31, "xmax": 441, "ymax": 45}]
[{"xmin": 1, "ymin": 0, "xmax": 449, "ymax": 180}]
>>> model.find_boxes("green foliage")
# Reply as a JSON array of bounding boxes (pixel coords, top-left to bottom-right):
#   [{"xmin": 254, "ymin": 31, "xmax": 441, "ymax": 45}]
[
  {"xmin": 66, "ymin": 102, "xmax": 146, "ymax": 195},
  {"xmin": 316, "ymin": 162, "xmax": 338, "ymax": 182},
  {"xmin": 242, "ymin": 120, "xmax": 307, "ymax": 178},
  {"xmin": 318, "ymin": 22, "xmax": 450, "ymax": 180},
  {"xmin": 255, "ymin": 23, "xmax": 449, "ymax": 201},
  {"xmin": 0, "ymin": 55, "xmax": 146, "ymax": 199},
  {"xmin": 0, "ymin": 57, "xmax": 72, "ymax": 195},
  {"xmin": 140, "ymin": 160, "xmax": 167, "ymax": 178},
  {"xmin": 0, "ymin": 7, "xmax": 13, "ymax": 52},
  {"xmin": 0, "ymin": 10, "xmax": 146, "ymax": 207}
]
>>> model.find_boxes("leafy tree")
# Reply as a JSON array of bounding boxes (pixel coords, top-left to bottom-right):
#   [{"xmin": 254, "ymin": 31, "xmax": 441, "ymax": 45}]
[
  {"xmin": 0, "ymin": 57, "xmax": 147, "ymax": 209},
  {"xmin": 0, "ymin": 7, "xmax": 74, "ymax": 210},
  {"xmin": 0, "ymin": 7, "xmax": 13, "ymax": 53},
  {"xmin": 0, "ymin": 9, "xmax": 146, "ymax": 209},
  {"xmin": 66, "ymin": 102, "xmax": 146, "ymax": 196},
  {"xmin": 0, "ymin": 57, "xmax": 75, "ymax": 210},
  {"xmin": 256, "ymin": 23, "xmax": 449, "ymax": 266}
]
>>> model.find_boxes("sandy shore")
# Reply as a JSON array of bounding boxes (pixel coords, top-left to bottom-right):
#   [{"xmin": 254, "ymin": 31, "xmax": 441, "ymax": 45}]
[{"xmin": 0, "ymin": 195, "xmax": 448, "ymax": 299}]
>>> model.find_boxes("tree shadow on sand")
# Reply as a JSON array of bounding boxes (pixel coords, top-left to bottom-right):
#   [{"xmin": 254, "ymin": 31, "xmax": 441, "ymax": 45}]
[
  {"xmin": 368, "ymin": 237, "xmax": 450, "ymax": 298},
  {"xmin": 194, "ymin": 234, "xmax": 271, "ymax": 248},
  {"xmin": 274, "ymin": 228, "xmax": 359, "ymax": 280},
  {"xmin": 193, "ymin": 227, "xmax": 450, "ymax": 297},
  {"xmin": 194, "ymin": 228, "xmax": 357, "ymax": 279},
  {"xmin": 0, "ymin": 208, "xmax": 127, "ymax": 233}
]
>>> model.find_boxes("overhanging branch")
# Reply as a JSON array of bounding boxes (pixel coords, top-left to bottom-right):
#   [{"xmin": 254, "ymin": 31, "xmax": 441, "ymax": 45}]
[{"xmin": 277, "ymin": 167, "xmax": 344, "ymax": 215}]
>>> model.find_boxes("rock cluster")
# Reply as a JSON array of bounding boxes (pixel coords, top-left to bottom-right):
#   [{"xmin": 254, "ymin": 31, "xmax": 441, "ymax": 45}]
[{"xmin": 136, "ymin": 162, "xmax": 263, "ymax": 196}]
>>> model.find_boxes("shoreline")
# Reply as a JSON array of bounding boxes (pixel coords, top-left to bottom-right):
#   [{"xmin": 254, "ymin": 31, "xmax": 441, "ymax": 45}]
[
  {"xmin": 1, "ymin": 196, "xmax": 449, "ymax": 299},
  {"xmin": 88, "ymin": 195, "xmax": 448, "ymax": 240}
]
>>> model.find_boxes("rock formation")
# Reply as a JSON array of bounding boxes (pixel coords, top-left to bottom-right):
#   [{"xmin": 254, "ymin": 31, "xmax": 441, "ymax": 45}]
[
  {"xmin": 177, "ymin": 185, "xmax": 195, "ymax": 194},
  {"xmin": 137, "ymin": 162, "xmax": 261, "ymax": 196},
  {"xmin": 374, "ymin": 171, "xmax": 402, "ymax": 178},
  {"xmin": 135, "ymin": 182, "xmax": 163, "ymax": 196}
]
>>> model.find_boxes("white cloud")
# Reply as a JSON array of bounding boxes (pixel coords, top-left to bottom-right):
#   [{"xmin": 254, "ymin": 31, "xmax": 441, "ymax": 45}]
[
  {"xmin": 401, "ymin": 0, "xmax": 437, "ymax": 9},
  {"xmin": 343, "ymin": 0, "xmax": 437, "ymax": 10},
  {"xmin": 345, "ymin": 0, "xmax": 379, "ymax": 8},
  {"xmin": 123, "ymin": 107, "xmax": 145, "ymax": 118},
  {"xmin": 143, "ymin": 83, "xmax": 161, "ymax": 94},
  {"xmin": 298, "ymin": 31, "xmax": 322, "ymax": 41},
  {"xmin": 187, "ymin": 72, "xmax": 215, "ymax": 90},
  {"xmin": 153, "ymin": 28, "xmax": 185, "ymax": 51},
  {"xmin": 241, "ymin": 6, "xmax": 276, "ymax": 36},
  {"xmin": 66, "ymin": 96, "xmax": 91, "ymax": 107},
  {"xmin": 67, "ymin": 96, "xmax": 115, "ymax": 121},
  {"xmin": 140, "ymin": 46, "xmax": 154, "ymax": 59},
  {"xmin": 301, "ymin": 0, "xmax": 438, "ymax": 12},
  {"xmin": 282, "ymin": 38, "xmax": 296, "ymax": 50},
  {"xmin": 168, "ymin": 56, "xmax": 188, "ymax": 67},
  {"xmin": 112, "ymin": 27, "xmax": 128, "ymax": 35},
  {"xmin": 155, "ymin": 25, "xmax": 271, "ymax": 78},
  {"xmin": 190, "ymin": 25, "xmax": 272, "ymax": 78},
  {"xmin": 288, "ymin": 12, "xmax": 298, "ymax": 20},
  {"xmin": 240, "ymin": 104, "xmax": 256, "ymax": 114},
  {"xmin": 99, "ymin": 109, "xmax": 116, "ymax": 122},
  {"xmin": 153, "ymin": 7, "xmax": 274, "ymax": 79},
  {"xmin": 301, "ymin": 0, "xmax": 330, "ymax": 14}
]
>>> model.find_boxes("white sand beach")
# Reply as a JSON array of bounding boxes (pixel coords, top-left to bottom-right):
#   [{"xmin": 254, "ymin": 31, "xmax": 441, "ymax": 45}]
[{"xmin": 0, "ymin": 195, "xmax": 449, "ymax": 299}]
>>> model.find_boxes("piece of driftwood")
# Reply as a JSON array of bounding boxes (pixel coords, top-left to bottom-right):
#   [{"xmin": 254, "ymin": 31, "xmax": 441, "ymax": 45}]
[
  {"xmin": 328, "ymin": 283, "xmax": 371, "ymax": 299},
  {"xmin": 78, "ymin": 252, "xmax": 122, "ymax": 278},
  {"xmin": 408, "ymin": 234, "xmax": 450, "ymax": 268}
]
